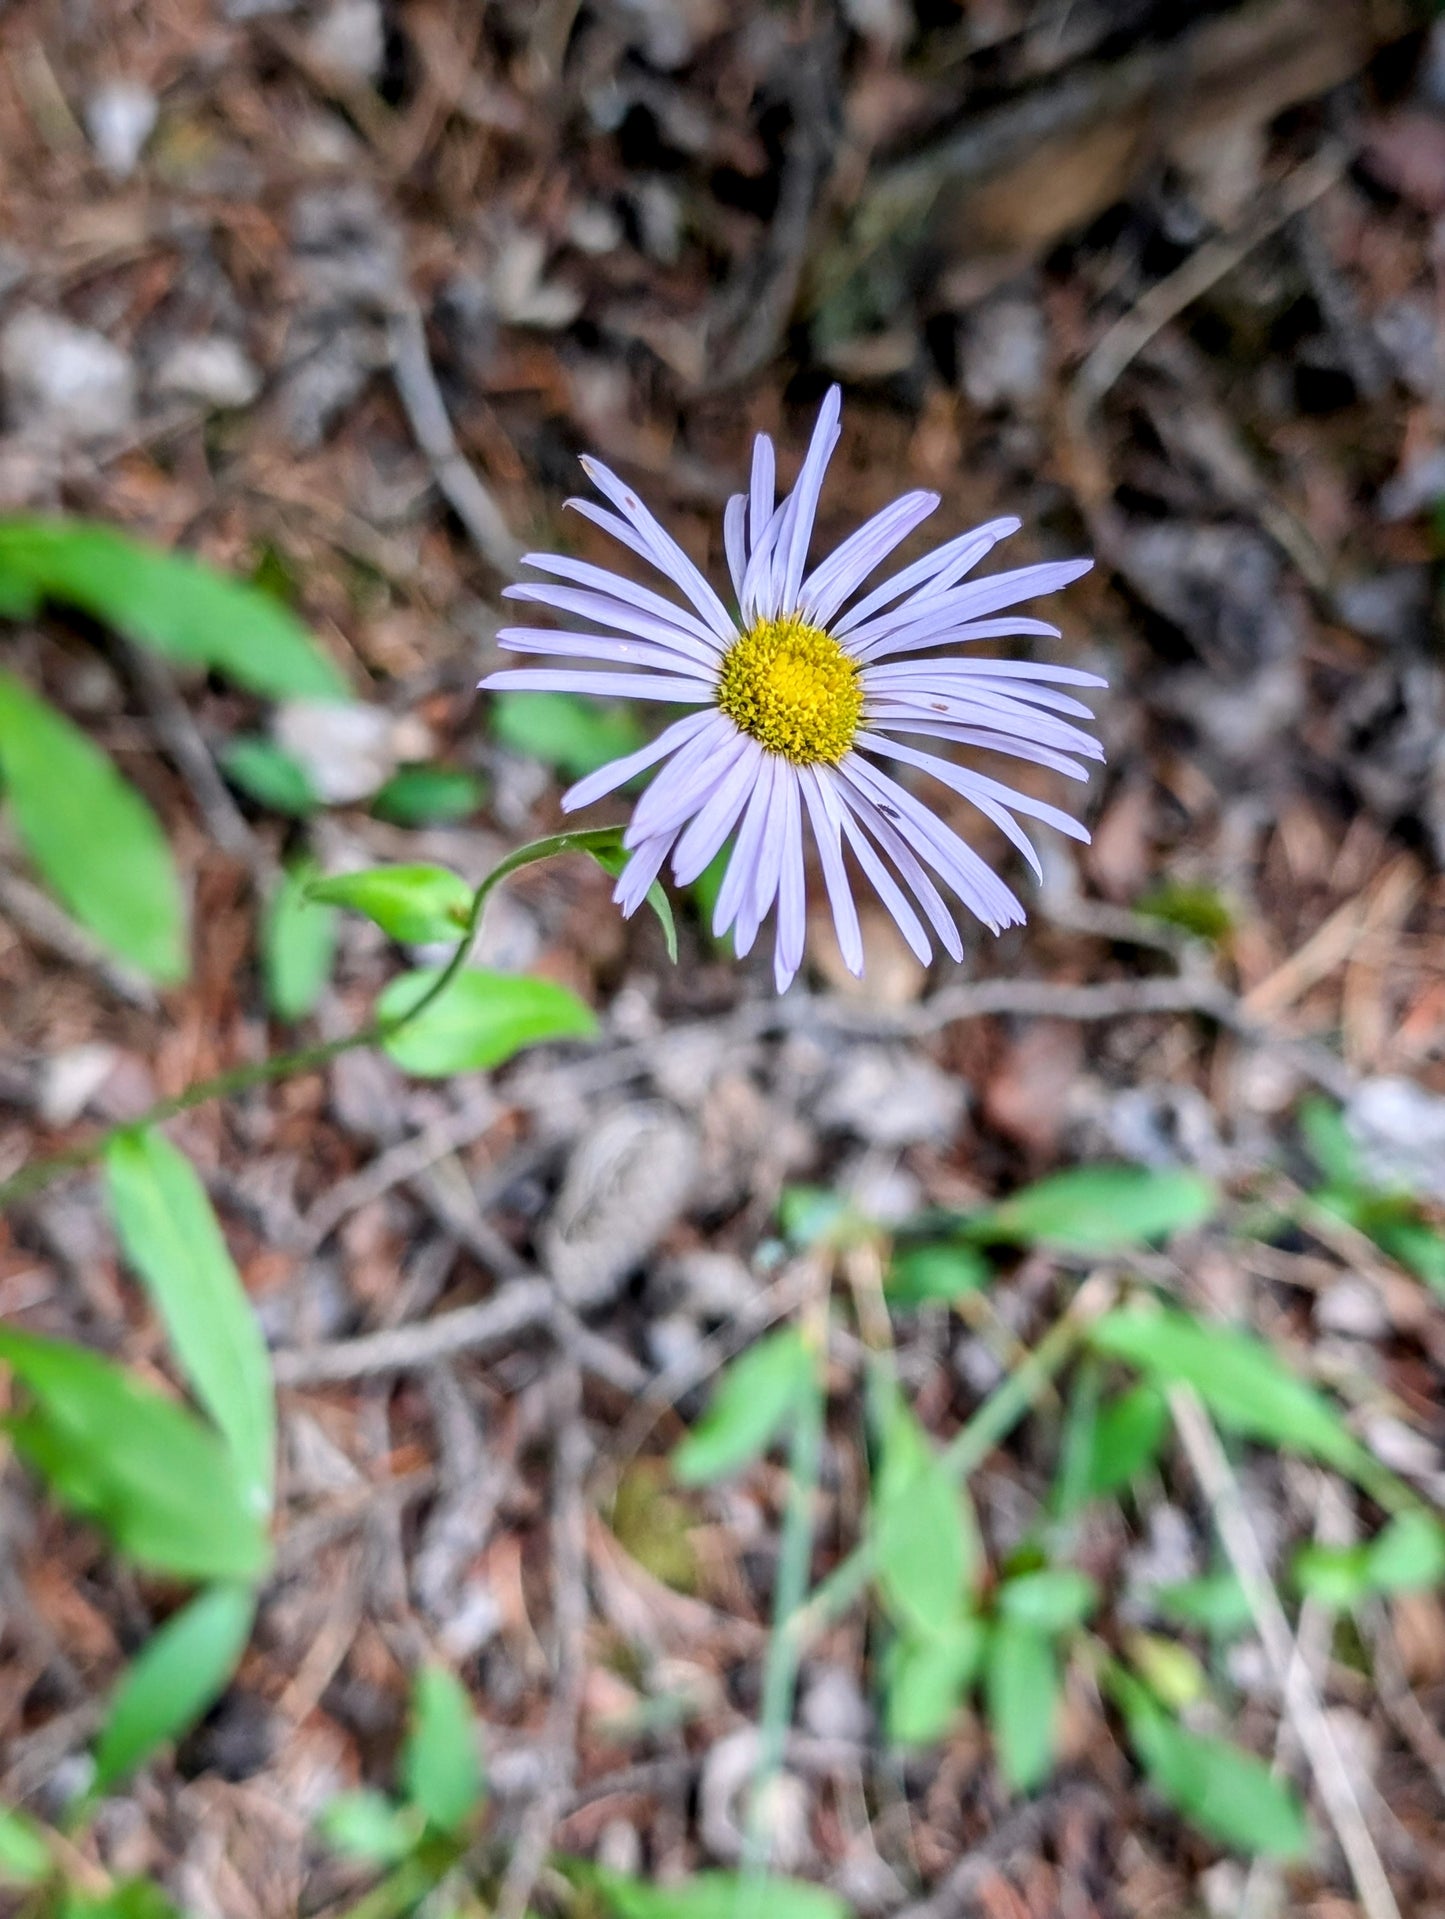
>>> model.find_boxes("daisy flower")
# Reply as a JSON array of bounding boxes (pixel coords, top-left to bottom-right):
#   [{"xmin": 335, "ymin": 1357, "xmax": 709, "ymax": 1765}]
[{"xmin": 481, "ymin": 386, "xmax": 1104, "ymax": 992}]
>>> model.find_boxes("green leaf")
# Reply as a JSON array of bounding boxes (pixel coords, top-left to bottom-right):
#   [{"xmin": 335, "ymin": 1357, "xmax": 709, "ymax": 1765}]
[
  {"xmin": 883, "ymin": 1618, "xmax": 985, "ymax": 1745},
  {"xmin": 0, "ymin": 670, "xmax": 187, "ymax": 982},
  {"xmin": 1294, "ymin": 1512, "xmax": 1445, "ymax": 1608},
  {"xmin": 401, "ymin": 1667, "xmax": 483, "ymax": 1836},
  {"xmin": 985, "ymin": 1620, "xmax": 1059, "ymax": 1793},
  {"xmin": 873, "ymin": 1390, "xmax": 977, "ymax": 1637},
  {"xmin": 219, "ymin": 736, "xmax": 318, "ymax": 817},
  {"xmin": 590, "ymin": 1868, "xmax": 849, "ymax": 1919},
  {"xmin": 372, "ymin": 764, "xmax": 485, "ymax": 825},
  {"xmin": 998, "ymin": 1568, "xmax": 1098, "ymax": 1634},
  {"xmin": 886, "ymin": 1241, "xmax": 991, "ymax": 1306},
  {"xmin": 377, "ymin": 968, "xmax": 596, "ymax": 1077},
  {"xmin": 1059, "ymin": 1382, "xmax": 1168, "ymax": 1516},
  {"xmin": 262, "ymin": 859, "xmax": 337, "ymax": 1022},
  {"xmin": 317, "ymin": 1791, "xmax": 422, "ymax": 1864},
  {"xmin": 105, "ymin": 1129, "xmax": 275, "ymax": 1515},
  {"xmin": 1135, "ymin": 880, "xmax": 1233, "ymax": 942},
  {"xmin": 1088, "ymin": 1307, "xmax": 1370, "ymax": 1479},
  {"xmin": 583, "ymin": 836, "xmax": 678, "ymax": 963},
  {"xmin": 974, "ymin": 1166, "xmax": 1218, "ymax": 1254},
  {"xmin": 309, "ymin": 865, "xmax": 475, "ymax": 945},
  {"xmin": 1115, "ymin": 1675, "xmax": 1309, "ymax": 1860},
  {"xmin": 491, "ymin": 691, "xmax": 645, "ymax": 779},
  {"xmin": 777, "ymin": 1185, "xmax": 859, "ymax": 1251},
  {"xmin": 59, "ymin": 1880, "xmax": 182, "ymax": 1919},
  {"xmin": 1154, "ymin": 1571, "xmax": 1254, "ymax": 1636},
  {"xmin": 672, "ymin": 1327, "xmax": 812, "ymax": 1486},
  {"xmin": 0, "ymin": 1808, "xmax": 51, "ymax": 1886},
  {"xmin": 1299, "ymin": 1098, "xmax": 1362, "ymax": 1189},
  {"xmin": 0, "ymin": 520, "xmax": 347, "ymax": 700},
  {"xmin": 0, "ymin": 1330, "xmax": 270, "ymax": 1582},
  {"xmin": 92, "ymin": 1585, "xmax": 255, "ymax": 1791}
]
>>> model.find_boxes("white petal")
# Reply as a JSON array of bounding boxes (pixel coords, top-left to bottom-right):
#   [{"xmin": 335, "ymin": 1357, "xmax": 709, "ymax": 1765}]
[
  {"xmin": 580, "ymin": 456, "xmax": 737, "ymax": 641},
  {"xmin": 561, "ymin": 709, "xmax": 716, "ymax": 812}
]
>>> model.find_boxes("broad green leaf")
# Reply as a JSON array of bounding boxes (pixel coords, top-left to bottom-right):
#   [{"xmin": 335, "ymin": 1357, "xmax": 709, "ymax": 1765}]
[
  {"xmin": 886, "ymin": 1241, "xmax": 991, "ymax": 1306},
  {"xmin": 0, "ymin": 520, "xmax": 347, "ymax": 700},
  {"xmin": 59, "ymin": 1881, "xmax": 182, "ymax": 1919},
  {"xmin": 372, "ymin": 764, "xmax": 485, "ymax": 826},
  {"xmin": 0, "ymin": 1330, "xmax": 270, "ymax": 1582},
  {"xmin": 974, "ymin": 1166, "xmax": 1217, "ymax": 1254},
  {"xmin": 873, "ymin": 1390, "xmax": 977, "ymax": 1637},
  {"xmin": 262, "ymin": 859, "xmax": 337, "ymax": 1022},
  {"xmin": 1089, "ymin": 1307, "xmax": 1370, "ymax": 1479},
  {"xmin": 883, "ymin": 1618, "xmax": 985, "ymax": 1745},
  {"xmin": 672, "ymin": 1328, "xmax": 812, "ymax": 1486},
  {"xmin": 590, "ymin": 1868, "xmax": 849, "ymax": 1919},
  {"xmin": 583, "ymin": 836, "xmax": 678, "ymax": 963},
  {"xmin": 308, "ymin": 865, "xmax": 474, "ymax": 945},
  {"xmin": 998, "ymin": 1568, "xmax": 1097, "ymax": 1634},
  {"xmin": 0, "ymin": 670, "xmax": 187, "ymax": 982},
  {"xmin": 401, "ymin": 1667, "xmax": 483, "ymax": 1835},
  {"xmin": 1294, "ymin": 1512, "xmax": 1445, "ymax": 1608},
  {"xmin": 377, "ymin": 968, "xmax": 596, "ymax": 1077},
  {"xmin": 219, "ymin": 736, "xmax": 318, "ymax": 817},
  {"xmin": 1154, "ymin": 1571, "xmax": 1254, "ymax": 1637},
  {"xmin": 105, "ymin": 1129, "xmax": 275, "ymax": 1514},
  {"xmin": 491, "ymin": 691, "xmax": 645, "ymax": 779},
  {"xmin": 93, "ymin": 1584, "xmax": 255, "ymax": 1791},
  {"xmin": 0, "ymin": 1808, "xmax": 51, "ymax": 1886},
  {"xmin": 985, "ymin": 1620, "xmax": 1058, "ymax": 1793},
  {"xmin": 1060, "ymin": 1383, "xmax": 1168, "ymax": 1516},
  {"xmin": 317, "ymin": 1791, "xmax": 422, "ymax": 1864},
  {"xmin": 1117, "ymin": 1677, "xmax": 1309, "ymax": 1860}
]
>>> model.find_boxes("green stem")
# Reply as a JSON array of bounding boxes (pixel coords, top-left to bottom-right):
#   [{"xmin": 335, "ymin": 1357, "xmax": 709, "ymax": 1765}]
[
  {"xmin": 0, "ymin": 829, "xmax": 618, "ymax": 1213},
  {"xmin": 780, "ymin": 1279, "xmax": 1111, "ymax": 1657},
  {"xmin": 744, "ymin": 1344, "xmax": 825, "ymax": 1879}
]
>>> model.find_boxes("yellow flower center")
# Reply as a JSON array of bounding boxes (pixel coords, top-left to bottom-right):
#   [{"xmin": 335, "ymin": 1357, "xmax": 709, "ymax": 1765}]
[{"xmin": 716, "ymin": 614, "xmax": 862, "ymax": 765}]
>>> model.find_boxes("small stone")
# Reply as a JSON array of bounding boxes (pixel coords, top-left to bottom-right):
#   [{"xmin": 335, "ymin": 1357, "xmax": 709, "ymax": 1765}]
[
  {"xmin": 960, "ymin": 293, "xmax": 1049, "ymax": 411},
  {"xmin": 652, "ymin": 1250, "xmax": 756, "ymax": 1320},
  {"xmin": 1, "ymin": 307, "xmax": 136, "ymax": 441},
  {"xmin": 799, "ymin": 1665, "xmax": 871, "ymax": 1743},
  {"xmin": 1315, "ymin": 1276, "xmax": 1389, "ymax": 1340},
  {"xmin": 1346, "ymin": 1076, "xmax": 1445, "ymax": 1201},
  {"xmin": 308, "ymin": 0, "xmax": 385, "ymax": 82},
  {"xmin": 38, "ymin": 1043, "xmax": 119, "ymax": 1127},
  {"xmin": 84, "ymin": 80, "xmax": 157, "ymax": 178},
  {"xmin": 818, "ymin": 1046, "xmax": 966, "ymax": 1148},
  {"xmin": 153, "ymin": 336, "xmax": 261, "ymax": 410},
  {"xmin": 646, "ymin": 1312, "xmax": 704, "ymax": 1374},
  {"xmin": 273, "ymin": 702, "xmax": 432, "ymax": 805}
]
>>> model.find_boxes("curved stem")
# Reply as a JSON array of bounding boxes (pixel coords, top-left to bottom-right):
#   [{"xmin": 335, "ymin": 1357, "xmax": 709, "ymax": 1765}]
[{"xmin": 0, "ymin": 829, "xmax": 622, "ymax": 1213}]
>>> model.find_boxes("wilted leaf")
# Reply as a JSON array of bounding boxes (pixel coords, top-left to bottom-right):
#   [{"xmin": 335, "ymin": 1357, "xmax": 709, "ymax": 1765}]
[
  {"xmin": 92, "ymin": 1584, "xmax": 255, "ymax": 1791},
  {"xmin": 377, "ymin": 968, "xmax": 596, "ymax": 1077},
  {"xmin": 673, "ymin": 1327, "xmax": 812, "ymax": 1485},
  {"xmin": 0, "ymin": 670, "xmax": 187, "ymax": 982}
]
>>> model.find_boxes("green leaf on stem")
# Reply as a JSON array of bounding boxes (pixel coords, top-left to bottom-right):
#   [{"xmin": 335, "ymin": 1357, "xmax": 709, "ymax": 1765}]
[
  {"xmin": 262, "ymin": 858, "xmax": 337, "ymax": 1022},
  {"xmin": 401, "ymin": 1666, "xmax": 484, "ymax": 1836},
  {"xmin": 588, "ymin": 1868, "xmax": 850, "ymax": 1919},
  {"xmin": 0, "ymin": 669, "xmax": 187, "ymax": 982},
  {"xmin": 92, "ymin": 1584, "xmax": 256, "ymax": 1792},
  {"xmin": 377, "ymin": 967, "xmax": 596, "ymax": 1077},
  {"xmin": 105, "ymin": 1128, "xmax": 276, "ymax": 1515},
  {"xmin": 872, "ymin": 1389, "xmax": 978, "ymax": 1637},
  {"xmin": 0, "ymin": 1807, "xmax": 51, "ymax": 1886},
  {"xmin": 316, "ymin": 1792, "xmax": 422, "ymax": 1864},
  {"xmin": 672, "ymin": 1327, "xmax": 812, "ymax": 1486},
  {"xmin": 308, "ymin": 864, "xmax": 475, "ymax": 945},
  {"xmin": 985, "ymin": 1619, "xmax": 1059, "ymax": 1793},
  {"xmin": 372, "ymin": 764, "xmax": 485, "ymax": 826},
  {"xmin": 997, "ymin": 1567, "xmax": 1098, "ymax": 1634},
  {"xmin": 883, "ymin": 1617, "xmax": 985, "ymax": 1746},
  {"xmin": 972, "ymin": 1165, "xmax": 1217, "ymax": 1253},
  {"xmin": 0, "ymin": 1330, "xmax": 270, "ymax": 1582},
  {"xmin": 0, "ymin": 519, "xmax": 348, "ymax": 700},
  {"xmin": 1294, "ymin": 1511, "xmax": 1445, "ymax": 1608}
]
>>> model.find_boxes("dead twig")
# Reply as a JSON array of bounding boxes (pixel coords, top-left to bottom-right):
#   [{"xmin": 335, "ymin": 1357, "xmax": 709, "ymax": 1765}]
[
  {"xmin": 0, "ymin": 866, "xmax": 158, "ymax": 1011},
  {"xmin": 271, "ymin": 1278, "xmax": 554, "ymax": 1385}
]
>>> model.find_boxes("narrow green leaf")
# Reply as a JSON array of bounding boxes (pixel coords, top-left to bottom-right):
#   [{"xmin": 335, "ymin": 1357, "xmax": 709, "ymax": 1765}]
[
  {"xmin": 0, "ymin": 1808, "xmax": 51, "ymax": 1886},
  {"xmin": 886, "ymin": 1241, "xmax": 992, "ymax": 1306},
  {"xmin": 1294, "ymin": 1512, "xmax": 1445, "ymax": 1608},
  {"xmin": 262, "ymin": 859, "xmax": 337, "ymax": 1022},
  {"xmin": 491, "ymin": 691, "xmax": 645, "ymax": 778},
  {"xmin": 93, "ymin": 1585, "xmax": 255, "ymax": 1791},
  {"xmin": 0, "ymin": 520, "xmax": 347, "ymax": 699},
  {"xmin": 590, "ymin": 1868, "xmax": 849, "ymax": 1919},
  {"xmin": 105, "ymin": 1129, "xmax": 275, "ymax": 1514},
  {"xmin": 883, "ymin": 1618, "xmax": 985, "ymax": 1746},
  {"xmin": 317, "ymin": 1792, "xmax": 422, "ymax": 1864},
  {"xmin": 372, "ymin": 765, "xmax": 485, "ymax": 826},
  {"xmin": 401, "ymin": 1667, "xmax": 483, "ymax": 1836},
  {"xmin": 307, "ymin": 865, "xmax": 474, "ymax": 945},
  {"xmin": 0, "ymin": 670, "xmax": 187, "ymax": 982},
  {"xmin": 1089, "ymin": 1307, "xmax": 1370, "ymax": 1478},
  {"xmin": 377, "ymin": 968, "xmax": 596, "ymax": 1077},
  {"xmin": 1154, "ymin": 1571, "xmax": 1254, "ymax": 1636},
  {"xmin": 985, "ymin": 1620, "xmax": 1059, "ymax": 1793},
  {"xmin": 672, "ymin": 1327, "xmax": 812, "ymax": 1486},
  {"xmin": 974, "ymin": 1166, "xmax": 1218, "ymax": 1253},
  {"xmin": 59, "ymin": 1880, "xmax": 182, "ymax": 1919},
  {"xmin": 873, "ymin": 1391, "xmax": 977, "ymax": 1637},
  {"xmin": 998, "ymin": 1568, "xmax": 1098, "ymax": 1634},
  {"xmin": 1060, "ymin": 1382, "xmax": 1168, "ymax": 1516},
  {"xmin": 219, "ymin": 736, "xmax": 318, "ymax": 817},
  {"xmin": 1118, "ymin": 1679, "xmax": 1310, "ymax": 1860},
  {"xmin": 0, "ymin": 1330, "xmax": 270, "ymax": 1582}
]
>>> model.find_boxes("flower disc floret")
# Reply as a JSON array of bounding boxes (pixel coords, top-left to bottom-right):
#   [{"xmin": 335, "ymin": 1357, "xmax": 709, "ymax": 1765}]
[{"xmin": 717, "ymin": 613, "xmax": 862, "ymax": 765}]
